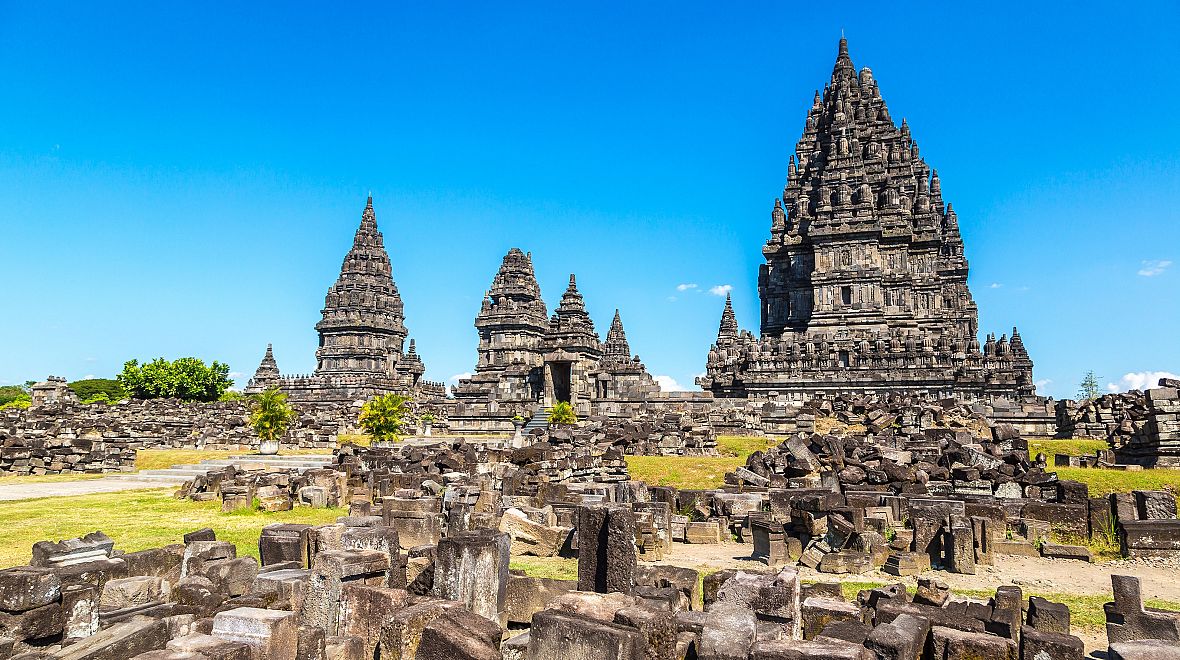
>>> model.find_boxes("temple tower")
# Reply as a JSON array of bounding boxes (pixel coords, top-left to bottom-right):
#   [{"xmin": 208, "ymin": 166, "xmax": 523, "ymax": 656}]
[
  {"xmin": 313, "ymin": 196, "xmax": 412, "ymax": 378},
  {"xmin": 701, "ymin": 38, "xmax": 1035, "ymax": 401},
  {"xmin": 244, "ymin": 344, "xmax": 281, "ymax": 394}
]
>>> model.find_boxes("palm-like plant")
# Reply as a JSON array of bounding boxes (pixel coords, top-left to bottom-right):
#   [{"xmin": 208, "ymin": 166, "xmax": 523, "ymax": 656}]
[
  {"xmin": 250, "ymin": 387, "xmax": 296, "ymax": 454},
  {"xmin": 359, "ymin": 393, "xmax": 414, "ymax": 443},
  {"xmin": 548, "ymin": 401, "xmax": 578, "ymax": 426}
]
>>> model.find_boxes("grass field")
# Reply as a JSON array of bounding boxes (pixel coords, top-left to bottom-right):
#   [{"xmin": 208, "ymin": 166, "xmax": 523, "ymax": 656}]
[
  {"xmin": 1027, "ymin": 437, "xmax": 1109, "ymax": 459},
  {"xmin": 0, "ymin": 489, "xmax": 345, "ymax": 568},
  {"xmin": 623, "ymin": 435, "xmax": 782, "ymax": 489}
]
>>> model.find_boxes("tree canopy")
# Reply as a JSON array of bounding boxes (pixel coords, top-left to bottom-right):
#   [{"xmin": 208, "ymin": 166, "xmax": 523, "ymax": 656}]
[
  {"xmin": 117, "ymin": 357, "xmax": 233, "ymax": 402},
  {"xmin": 69, "ymin": 378, "xmax": 127, "ymax": 403}
]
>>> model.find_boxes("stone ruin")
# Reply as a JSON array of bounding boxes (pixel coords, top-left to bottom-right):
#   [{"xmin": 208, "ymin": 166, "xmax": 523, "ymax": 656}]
[
  {"xmin": 246, "ymin": 196, "xmax": 446, "ymax": 405},
  {"xmin": 2, "ymin": 439, "xmax": 1179, "ymax": 659},
  {"xmin": 0, "ymin": 397, "xmax": 346, "ymax": 477},
  {"xmin": 1054, "ymin": 378, "xmax": 1180, "ymax": 468}
]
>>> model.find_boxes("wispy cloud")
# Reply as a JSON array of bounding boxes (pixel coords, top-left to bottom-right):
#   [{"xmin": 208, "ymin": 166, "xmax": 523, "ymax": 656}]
[
  {"xmin": 989, "ymin": 283, "xmax": 1002, "ymax": 289},
  {"xmin": 83, "ymin": 374, "xmax": 96, "ymax": 380},
  {"xmin": 1106, "ymin": 371, "xmax": 1180, "ymax": 393},
  {"xmin": 676, "ymin": 283, "xmax": 698, "ymax": 292},
  {"xmin": 228, "ymin": 371, "xmax": 243, "ymax": 379},
  {"xmin": 1034, "ymin": 379, "xmax": 1052, "ymax": 389},
  {"xmin": 709, "ymin": 284, "xmax": 733, "ymax": 296},
  {"xmin": 448, "ymin": 372, "xmax": 472, "ymax": 383},
  {"xmin": 1138, "ymin": 259, "xmax": 1172, "ymax": 277},
  {"xmin": 654, "ymin": 375, "xmax": 689, "ymax": 392}
]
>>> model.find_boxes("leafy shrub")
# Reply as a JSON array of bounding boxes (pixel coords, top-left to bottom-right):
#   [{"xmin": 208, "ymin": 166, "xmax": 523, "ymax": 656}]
[
  {"xmin": 548, "ymin": 401, "xmax": 577, "ymax": 425},
  {"xmin": 358, "ymin": 393, "xmax": 414, "ymax": 443},
  {"xmin": 117, "ymin": 357, "xmax": 233, "ymax": 402},
  {"xmin": 250, "ymin": 387, "xmax": 297, "ymax": 445}
]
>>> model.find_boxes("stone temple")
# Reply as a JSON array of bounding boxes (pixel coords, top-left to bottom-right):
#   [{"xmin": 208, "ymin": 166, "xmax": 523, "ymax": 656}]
[
  {"xmin": 246, "ymin": 197, "xmax": 444, "ymax": 402},
  {"xmin": 243, "ymin": 38, "xmax": 1046, "ymax": 432},
  {"xmin": 699, "ymin": 38, "xmax": 1036, "ymax": 402},
  {"xmin": 450, "ymin": 248, "xmax": 660, "ymax": 430}
]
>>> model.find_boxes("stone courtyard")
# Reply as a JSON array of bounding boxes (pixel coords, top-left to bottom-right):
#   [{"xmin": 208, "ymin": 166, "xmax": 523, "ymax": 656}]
[{"xmin": 1, "ymin": 35, "xmax": 1178, "ymax": 660}]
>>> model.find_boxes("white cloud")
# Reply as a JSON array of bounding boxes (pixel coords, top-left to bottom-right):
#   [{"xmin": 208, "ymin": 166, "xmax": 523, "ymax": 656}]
[
  {"xmin": 83, "ymin": 374, "xmax": 96, "ymax": 380},
  {"xmin": 709, "ymin": 284, "xmax": 733, "ymax": 296},
  {"xmin": 448, "ymin": 372, "xmax": 472, "ymax": 383},
  {"xmin": 989, "ymin": 283, "xmax": 1002, "ymax": 289},
  {"xmin": 228, "ymin": 371, "xmax": 243, "ymax": 379},
  {"xmin": 676, "ymin": 283, "xmax": 698, "ymax": 292},
  {"xmin": 654, "ymin": 375, "xmax": 689, "ymax": 392},
  {"xmin": 1035, "ymin": 379, "xmax": 1052, "ymax": 389},
  {"xmin": 1107, "ymin": 371, "xmax": 1180, "ymax": 393},
  {"xmin": 84, "ymin": 357, "xmax": 97, "ymax": 363},
  {"xmin": 1138, "ymin": 259, "xmax": 1172, "ymax": 277}
]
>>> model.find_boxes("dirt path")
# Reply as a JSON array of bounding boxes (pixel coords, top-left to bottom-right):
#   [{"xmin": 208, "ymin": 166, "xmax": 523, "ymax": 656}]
[{"xmin": 0, "ymin": 478, "xmax": 175, "ymax": 501}]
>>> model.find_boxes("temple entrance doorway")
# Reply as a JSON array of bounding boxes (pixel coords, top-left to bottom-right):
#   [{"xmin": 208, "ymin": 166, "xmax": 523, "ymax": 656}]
[{"xmin": 550, "ymin": 362, "xmax": 572, "ymax": 403}]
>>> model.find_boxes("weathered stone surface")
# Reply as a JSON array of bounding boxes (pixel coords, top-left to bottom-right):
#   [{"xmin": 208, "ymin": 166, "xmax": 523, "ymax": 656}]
[
  {"xmin": 434, "ymin": 529, "xmax": 510, "ymax": 624},
  {"xmin": 56, "ymin": 617, "xmax": 168, "ymax": 660},
  {"xmin": 211, "ymin": 607, "xmax": 298, "ymax": 660},
  {"xmin": 0, "ymin": 567, "xmax": 60, "ymax": 612},
  {"xmin": 577, "ymin": 505, "xmax": 636, "ymax": 595},
  {"xmin": 525, "ymin": 609, "xmax": 645, "ymax": 660}
]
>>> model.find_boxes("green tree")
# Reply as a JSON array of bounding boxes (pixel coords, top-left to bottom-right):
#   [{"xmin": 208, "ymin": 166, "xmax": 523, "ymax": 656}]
[
  {"xmin": 0, "ymin": 385, "xmax": 29, "ymax": 407},
  {"xmin": 249, "ymin": 387, "xmax": 297, "ymax": 446},
  {"xmin": 358, "ymin": 393, "xmax": 414, "ymax": 443},
  {"xmin": 69, "ymin": 378, "xmax": 127, "ymax": 402},
  {"xmin": 1077, "ymin": 370, "xmax": 1101, "ymax": 401},
  {"xmin": 548, "ymin": 401, "xmax": 578, "ymax": 425},
  {"xmin": 117, "ymin": 357, "xmax": 233, "ymax": 402}
]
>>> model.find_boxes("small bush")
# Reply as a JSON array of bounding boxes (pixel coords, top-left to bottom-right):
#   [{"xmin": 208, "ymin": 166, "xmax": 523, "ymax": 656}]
[{"xmin": 548, "ymin": 401, "xmax": 577, "ymax": 425}]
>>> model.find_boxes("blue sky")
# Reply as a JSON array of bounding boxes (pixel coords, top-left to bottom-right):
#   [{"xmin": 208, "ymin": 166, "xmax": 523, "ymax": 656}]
[{"xmin": 1, "ymin": 2, "xmax": 1177, "ymax": 399}]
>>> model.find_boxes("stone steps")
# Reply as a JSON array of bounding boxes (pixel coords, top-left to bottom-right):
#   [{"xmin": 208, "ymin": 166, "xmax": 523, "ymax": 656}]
[{"xmin": 522, "ymin": 411, "xmax": 551, "ymax": 433}]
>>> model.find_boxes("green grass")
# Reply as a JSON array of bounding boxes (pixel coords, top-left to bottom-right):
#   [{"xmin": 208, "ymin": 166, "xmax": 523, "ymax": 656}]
[
  {"xmin": 1028, "ymin": 438, "xmax": 1109, "ymax": 459},
  {"xmin": 0, "ymin": 489, "xmax": 345, "ymax": 568},
  {"xmin": 1049, "ymin": 467, "xmax": 1180, "ymax": 501},
  {"xmin": 716, "ymin": 435, "xmax": 780, "ymax": 458},
  {"xmin": 625, "ymin": 456, "xmax": 745, "ymax": 489},
  {"xmin": 508, "ymin": 556, "xmax": 578, "ymax": 581}
]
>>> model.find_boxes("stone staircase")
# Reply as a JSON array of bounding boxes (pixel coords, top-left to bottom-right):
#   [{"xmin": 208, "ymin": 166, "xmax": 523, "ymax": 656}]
[
  {"xmin": 522, "ymin": 410, "xmax": 551, "ymax": 434},
  {"xmin": 110, "ymin": 453, "xmax": 335, "ymax": 484}
]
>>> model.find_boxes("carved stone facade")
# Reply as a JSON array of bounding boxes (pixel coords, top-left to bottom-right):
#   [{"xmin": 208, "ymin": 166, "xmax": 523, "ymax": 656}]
[
  {"xmin": 452, "ymin": 249, "xmax": 659, "ymax": 428},
  {"xmin": 249, "ymin": 197, "xmax": 443, "ymax": 403},
  {"xmin": 700, "ymin": 39, "xmax": 1036, "ymax": 402}
]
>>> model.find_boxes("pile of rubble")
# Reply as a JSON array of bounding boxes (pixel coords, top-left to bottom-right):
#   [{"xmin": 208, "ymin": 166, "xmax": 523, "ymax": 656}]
[
  {"xmin": 1054, "ymin": 378, "xmax": 1180, "ymax": 467},
  {"xmin": 0, "ymin": 390, "xmax": 348, "ymax": 476},
  {"xmin": 578, "ymin": 411, "xmax": 718, "ymax": 456},
  {"xmin": 2, "ymin": 514, "xmax": 1178, "ymax": 659},
  {"xmin": 732, "ymin": 424, "xmax": 1180, "ymax": 573},
  {"xmin": 177, "ymin": 465, "xmax": 351, "ymax": 512}
]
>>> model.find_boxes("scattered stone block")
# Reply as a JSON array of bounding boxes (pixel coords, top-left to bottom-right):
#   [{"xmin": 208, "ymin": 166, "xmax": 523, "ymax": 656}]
[{"xmin": 211, "ymin": 607, "xmax": 298, "ymax": 660}]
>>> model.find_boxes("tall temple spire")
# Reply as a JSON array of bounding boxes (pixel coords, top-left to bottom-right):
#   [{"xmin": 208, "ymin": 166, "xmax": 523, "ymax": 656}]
[
  {"xmin": 604, "ymin": 309, "xmax": 631, "ymax": 358},
  {"xmin": 717, "ymin": 293, "xmax": 738, "ymax": 341},
  {"xmin": 244, "ymin": 343, "xmax": 281, "ymax": 394},
  {"xmin": 314, "ymin": 197, "xmax": 414, "ymax": 377}
]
